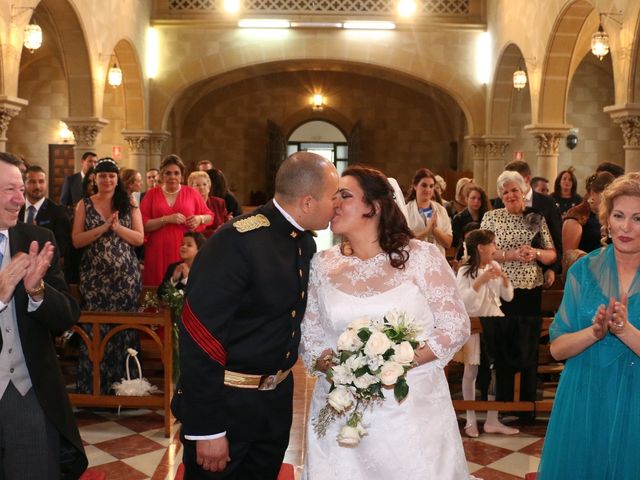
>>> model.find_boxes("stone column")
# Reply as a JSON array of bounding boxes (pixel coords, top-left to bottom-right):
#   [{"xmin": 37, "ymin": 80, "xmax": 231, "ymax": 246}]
[
  {"xmin": 465, "ymin": 136, "xmax": 485, "ymax": 188},
  {"xmin": 148, "ymin": 132, "xmax": 171, "ymax": 170},
  {"xmin": 122, "ymin": 130, "xmax": 152, "ymax": 172},
  {"xmin": 483, "ymin": 137, "xmax": 511, "ymax": 199},
  {"xmin": 0, "ymin": 96, "xmax": 29, "ymax": 152},
  {"xmin": 604, "ymin": 104, "xmax": 640, "ymax": 173},
  {"xmin": 524, "ymin": 124, "xmax": 570, "ymax": 182},
  {"xmin": 62, "ymin": 117, "xmax": 109, "ymax": 169}
]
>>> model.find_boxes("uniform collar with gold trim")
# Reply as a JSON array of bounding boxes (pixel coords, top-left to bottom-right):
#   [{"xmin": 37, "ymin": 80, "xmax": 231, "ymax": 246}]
[{"xmin": 273, "ymin": 198, "xmax": 305, "ymax": 238}]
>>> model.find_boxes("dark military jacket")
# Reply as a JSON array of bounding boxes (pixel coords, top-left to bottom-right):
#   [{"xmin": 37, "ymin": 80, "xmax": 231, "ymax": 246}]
[{"xmin": 174, "ymin": 200, "xmax": 315, "ymax": 440}]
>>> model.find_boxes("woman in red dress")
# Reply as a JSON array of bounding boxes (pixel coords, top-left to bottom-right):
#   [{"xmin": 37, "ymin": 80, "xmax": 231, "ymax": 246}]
[{"xmin": 140, "ymin": 155, "xmax": 213, "ymax": 285}]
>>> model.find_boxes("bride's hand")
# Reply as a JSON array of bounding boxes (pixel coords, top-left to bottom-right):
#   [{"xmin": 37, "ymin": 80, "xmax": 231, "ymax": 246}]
[{"xmin": 314, "ymin": 348, "xmax": 336, "ymax": 373}]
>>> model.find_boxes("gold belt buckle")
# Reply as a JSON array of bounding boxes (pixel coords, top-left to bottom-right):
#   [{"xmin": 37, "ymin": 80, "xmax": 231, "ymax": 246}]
[{"xmin": 258, "ymin": 374, "xmax": 279, "ymax": 391}]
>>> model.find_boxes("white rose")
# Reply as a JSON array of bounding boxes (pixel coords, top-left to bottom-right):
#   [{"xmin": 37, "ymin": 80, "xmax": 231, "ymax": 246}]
[
  {"xmin": 384, "ymin": 310, "xmax": 402, "ymax": 327},
  {"xmin": 330, "ymin": 364, "xmax": 355, "ymax": 385},
  {"xmin": 392, "ymin": 341, "xmax": 415, "ymax": 365},
  {"xmin": 344, "ymin": 354, "xmax": 366, "ymax": 372},
  {"xmin": 337, "ymin": 329, "xmax": 363, "ymax": 352},
  {"xmin": 353, "ymin": 373, "xmax": 379, "ymax": 390},
  {"xmin": 378, "ymin": 361, "xmax": 405, "ymax": 386},
  {"xmin": 327, "ymin": 386, "xmax": 354, "ymax": 413},
  {"xmin": 364, "ymin": 331, "xmax": 393, "ymax": 357},
  {"xmin": 337, "ymin": 425, "xmax": 362, "ymax": 447},
  {"xmin": 348, "ymin": 316, "xmax": 371, "ymax": 331},
  {"xmin": 366, "ymin": 354, "xmax": 384, "ymax": 371}
]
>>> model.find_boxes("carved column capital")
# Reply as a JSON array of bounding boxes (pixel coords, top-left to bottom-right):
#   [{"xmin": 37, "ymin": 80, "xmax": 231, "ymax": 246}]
[
  {"xmin": 613, "ymin": 116, "xmax": 640, "ymax": 148},
  {"xmin": 0, "ymin": 96, "xmax": 29, "ymax": 144},
  {"xmin": 532, "ymin": 132, "xmax": 563, "ymax": 156},
  {"xmin": 149, "ymin": 132, "xmax": 171, "ymax": 155},
  {"xmin": 62, "ymin": 117, "xmax": 109, "ymax": 149},
  {"xmin": 122, "ymin": 134, "xmax": 150, "ymax": 154},
  {"xmin": 485, "ymin": 141, "xmax": 510, "ymax": 159}
]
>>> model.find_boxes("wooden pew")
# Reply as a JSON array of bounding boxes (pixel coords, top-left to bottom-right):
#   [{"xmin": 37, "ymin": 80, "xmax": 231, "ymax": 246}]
[
  {"xmin": 451, "ymin": 316, "xmax": 560, "ymax": 414},
  {"xmin": 67, "ymin": 308, "xmax": 174, "ymax": 437}
]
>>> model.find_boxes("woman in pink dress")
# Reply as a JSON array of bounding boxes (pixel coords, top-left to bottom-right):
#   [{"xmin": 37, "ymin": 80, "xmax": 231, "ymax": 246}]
[{"xmin": 141, "ymin": 154, "xmax": 213, "ymax": 285}]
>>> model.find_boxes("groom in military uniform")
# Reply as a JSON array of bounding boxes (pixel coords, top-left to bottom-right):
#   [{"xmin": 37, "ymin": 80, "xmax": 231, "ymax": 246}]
[{"xmin": 173, "ymin": 152, "xmax": 339, "ymax": 479}]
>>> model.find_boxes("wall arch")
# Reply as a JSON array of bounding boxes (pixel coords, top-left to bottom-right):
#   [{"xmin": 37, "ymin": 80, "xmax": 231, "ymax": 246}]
[
  {"xmin": 150, "ymin": 45, "xmax": 483, "ymax": 136},
  {"xmin": 282, "ymin": 107, "xmax": 352, "ymax": 140},
  {"xmin": 38, "ymin": 0, "xmax": 94, "ymax": 117},
  {"xmin": 113, "ymin": 38, "xmax": 146, "ymax": 130},
  {"xmin": 537, "ymin": 0, "xmax": 595, "ymax": 125},
  {"xmin": 489, "ymin": 42, "xmax": 531, "ymax": 135}
]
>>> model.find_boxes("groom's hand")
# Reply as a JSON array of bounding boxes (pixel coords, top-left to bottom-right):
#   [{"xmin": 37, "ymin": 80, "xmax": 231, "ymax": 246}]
[{"xmin": 196, "ymin": 437, "xmax": 230, "ymax": 472}]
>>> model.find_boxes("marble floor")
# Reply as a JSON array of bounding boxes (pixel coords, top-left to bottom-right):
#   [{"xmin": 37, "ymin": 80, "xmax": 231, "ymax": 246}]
[{"xmin": 78, "ymin": 363, "xmax": 548, "ymax": 479}]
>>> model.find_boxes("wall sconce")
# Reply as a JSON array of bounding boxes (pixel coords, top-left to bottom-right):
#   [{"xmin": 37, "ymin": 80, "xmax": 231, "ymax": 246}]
[
  {"xmin": 107, "ymin": 57, "xmax": 123, "ymax": 88},
  {"xmin": 11, "ymin": 5, "xmax": 42, "ymax": 53},
  {"xmin": 59, "ymin": 121, "xmax": 74, "ymax": 144},
  {"xmin": 312, "ymin": 94, "xmax": 325, "ymax": 110},
  {"xmin": 224, "ymin": 0, "xmax": 241, "ymax": 14},
  {"xmin": 513, "ymin": 66, "xmax": 527, "ymax": 90},
  {"xmin": 591, "ymin": 12, "xmax": 622, "ymax": 61}
]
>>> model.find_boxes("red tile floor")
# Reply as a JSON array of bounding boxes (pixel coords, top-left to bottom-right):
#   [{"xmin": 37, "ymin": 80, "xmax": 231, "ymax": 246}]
[{"xmin": 77, "ymin": 362, "xmax": 550, "ymax": 479}]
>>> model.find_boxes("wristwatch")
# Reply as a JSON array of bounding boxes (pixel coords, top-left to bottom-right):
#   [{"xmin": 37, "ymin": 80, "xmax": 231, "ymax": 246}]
[{"xmin": 26, "ymin": 279, "xmax": 45, "ymax": 298}]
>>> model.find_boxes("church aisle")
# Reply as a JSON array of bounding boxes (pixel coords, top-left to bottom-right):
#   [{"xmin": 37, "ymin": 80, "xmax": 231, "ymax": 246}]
[{"xmin": 76, "ymin": 362, "xmax": 547, "ymax": 479}]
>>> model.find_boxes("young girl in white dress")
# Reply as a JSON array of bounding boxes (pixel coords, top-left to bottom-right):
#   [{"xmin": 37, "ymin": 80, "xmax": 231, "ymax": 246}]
[{"xmin": 455, "ymin": 229, "xmax": 519, "ymax": 437}]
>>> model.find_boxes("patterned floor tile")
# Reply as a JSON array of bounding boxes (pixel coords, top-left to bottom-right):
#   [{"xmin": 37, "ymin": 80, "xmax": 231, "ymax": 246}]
[
  {"xmin": 476, "ymin": 433, "xmax": 540, "ymax": 451},
  {"xmin": 487, "ymin": 452, "xmax": 541, "ymax": 478},
  {"xmin": 113, "ymin": 411, "xmax": 165, "ymax": 433},
  {"xmin": 122, "ymin": 448, "xmax": 167, "ymax": 476},
  {"xmin": 79, "ymin": 421, "xmax": 136, "ymax": 444},
  {"xmin": 462, "ymin": 438, "xmax": 514, "ymax": 465},
  {"xmin": 94, "ymin": 433, "xmax": 167, "ymax": 460},
  {"xmin": 518, "ymin": 438, "xmax": 545, "ymax": 458},
  {"xmin": 472, "ymin": 466, "xmax": 525, "ymax": 479},
  {"xmin": 85, "ymin": 461, "xmax": 149, "ymax": 480},
  {"xmin": 84, "ymin": 445, "xmax": 118, "ymax": 467}
]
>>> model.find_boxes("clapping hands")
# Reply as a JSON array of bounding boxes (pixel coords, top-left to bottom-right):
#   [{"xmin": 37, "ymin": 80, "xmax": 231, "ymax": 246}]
[{"xmin": 592, "ymin": 295, "xmax": 629, "ymax": 339}]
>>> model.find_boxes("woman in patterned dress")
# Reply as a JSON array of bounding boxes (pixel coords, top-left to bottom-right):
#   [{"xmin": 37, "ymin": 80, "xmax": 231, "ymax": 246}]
[
  {"xmin": 72, "ymin": 157, "xmax": 144, "ymax": 394},
  {"xmin": 480, "ymin": 170, "xmax": 557, "ymax": 417}
]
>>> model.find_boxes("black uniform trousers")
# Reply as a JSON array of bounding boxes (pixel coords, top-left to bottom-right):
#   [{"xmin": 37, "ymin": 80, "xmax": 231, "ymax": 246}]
[{"xmin": 181, "ymin": 375, "xmax": 293, "ymax": 480}]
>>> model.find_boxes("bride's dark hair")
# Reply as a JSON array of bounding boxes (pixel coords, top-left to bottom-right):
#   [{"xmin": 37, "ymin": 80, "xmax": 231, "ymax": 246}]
[{"xmin": 342, "ymin": 166, "xmax": 414, "ymax": 269}]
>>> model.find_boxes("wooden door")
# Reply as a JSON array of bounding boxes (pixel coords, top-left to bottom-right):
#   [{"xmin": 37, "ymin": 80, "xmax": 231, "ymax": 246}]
[{"xmin": 49, "ymin": 144, "xmax": 75, "ymax": 203}]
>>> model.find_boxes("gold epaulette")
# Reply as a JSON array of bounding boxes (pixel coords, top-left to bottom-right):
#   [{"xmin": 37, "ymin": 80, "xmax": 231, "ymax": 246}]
[{"xmin": 233, "ymin": 214, "xmax": 271, "ymax": 233}]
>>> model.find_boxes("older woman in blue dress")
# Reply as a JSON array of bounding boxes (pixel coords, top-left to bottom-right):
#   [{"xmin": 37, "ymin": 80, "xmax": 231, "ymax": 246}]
[{"xmin": 538, "ymin": 173, "xmax": 640, "ymax": 479}]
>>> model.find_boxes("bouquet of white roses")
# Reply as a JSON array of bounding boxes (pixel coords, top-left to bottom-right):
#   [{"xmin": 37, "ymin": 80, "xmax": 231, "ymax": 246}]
[{"xmin": 313, "ymin": 310, "xmax": 425, "ymax": 447}]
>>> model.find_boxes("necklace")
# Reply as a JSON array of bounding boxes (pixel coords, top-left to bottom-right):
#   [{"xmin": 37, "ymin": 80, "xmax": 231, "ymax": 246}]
[{"xmin": 162, "ymin": 185, "xmax": 181, "ymax": 196}]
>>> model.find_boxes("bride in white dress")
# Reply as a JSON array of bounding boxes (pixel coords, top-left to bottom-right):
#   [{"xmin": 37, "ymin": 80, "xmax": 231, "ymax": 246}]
[{"xmin": 300, "ymin": 166, "xmax": 475, "ymax": 479}]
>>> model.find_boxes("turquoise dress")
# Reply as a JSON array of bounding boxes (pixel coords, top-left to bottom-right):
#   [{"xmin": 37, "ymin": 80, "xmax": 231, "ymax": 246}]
[{"xmin": 538, "ymin": 245, "xmax": 640, "ymax": 479}]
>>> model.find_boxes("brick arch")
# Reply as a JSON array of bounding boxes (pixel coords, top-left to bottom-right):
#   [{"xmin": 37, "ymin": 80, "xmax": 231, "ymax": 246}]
[
  {"xmin": 113, "ymin": 39, "xmax": 146, "ymax": 129},
  {"xmin": 537, "ymin": 0, "xmax": 595, "ymax": 124},
  {"xmin": 151, "ymin": 56, "xmax": 481, "ymax": 136},
  {"xmin": 282, "ymin": 107, "xmax": 352, "ymax": 140},
  {"xmin": 37, "ymin": 0, "xmax": 93, "ymax": 116},
  {"xmin": 489, "ymin": 42, "xmax": 531, "ymax": 135}
]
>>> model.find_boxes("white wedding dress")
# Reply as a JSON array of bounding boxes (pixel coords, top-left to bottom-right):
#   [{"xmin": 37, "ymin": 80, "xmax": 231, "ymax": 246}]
[{"xmin": 300, "ymin": 239, "xmax": 474, "ymax": 480}]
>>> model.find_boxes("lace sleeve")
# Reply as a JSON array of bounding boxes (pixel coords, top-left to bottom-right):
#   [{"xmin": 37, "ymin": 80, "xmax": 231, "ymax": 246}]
[
  {"xmin": 414, "ymin": 241, "xmax": 470, "ymax": 367},
  {"xmin": 300, "ymin": 252, "xmax": 330, "ymax": 376}
]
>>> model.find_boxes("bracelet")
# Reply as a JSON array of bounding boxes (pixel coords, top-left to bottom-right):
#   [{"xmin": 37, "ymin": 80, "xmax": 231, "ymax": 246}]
[
  {"xmin": 26, "ymin": 279, "xmax": 45, "ymax": 298},
  {"xmin": 502, "ymin": 250, "xmax": 507, "ymax": 261},
  {"xmin": 161, "ymin": 216, "xmax": 166, "ymax": 223},
  {"xmin": 536, "ymin": 250, "xmax": 541, "ymax": 258}
]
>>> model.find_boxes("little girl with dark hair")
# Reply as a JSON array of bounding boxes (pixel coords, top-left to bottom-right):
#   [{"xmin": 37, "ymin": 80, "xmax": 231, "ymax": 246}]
[{"xmin": 455, "ymin": 229, "xmax": 519, "ymax": 437}]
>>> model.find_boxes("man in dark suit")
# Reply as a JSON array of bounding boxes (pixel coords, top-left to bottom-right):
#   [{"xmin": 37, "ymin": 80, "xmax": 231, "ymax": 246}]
[
  {"xmin": 173, "ymin": 152, "xmax": 339, "ymax": 479},
  {"xmin": 20, "ymin": 166, "xmax": 72, "ymax": 263},
  {"xmin": 494, "ymin": 160, "xmax": 562, "ymax": 285},
  {"xmin": 0, "ymin": 152, "xmax": 86, "ymax": 479},
  {"xmin": 59, "ymin": 151, "xmax": 97, "ymax": 207}
]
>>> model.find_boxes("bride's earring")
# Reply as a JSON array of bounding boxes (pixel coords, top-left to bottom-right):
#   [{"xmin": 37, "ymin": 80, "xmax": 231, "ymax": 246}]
[{"xmin": 341, "ymin": 240, "xmax": 353, "ymax": 256}]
